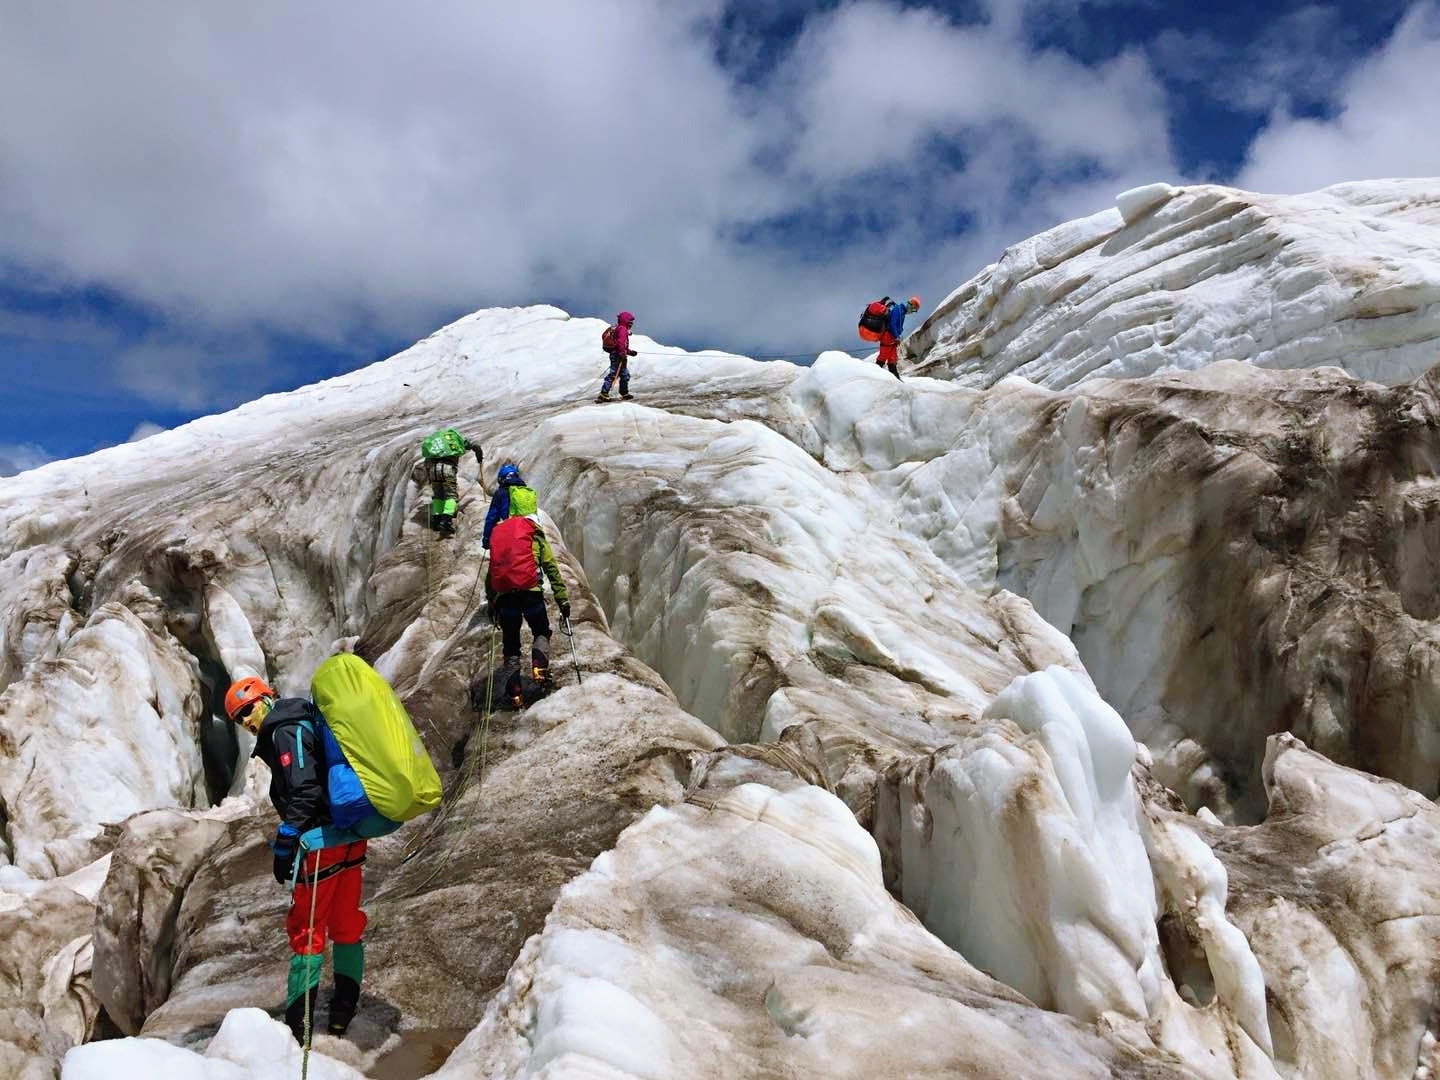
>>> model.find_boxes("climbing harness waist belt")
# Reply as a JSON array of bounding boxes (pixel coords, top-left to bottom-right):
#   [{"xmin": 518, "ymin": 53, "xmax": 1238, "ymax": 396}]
[
  {"xmin": 300, "ymin": 848, "xmax": 367, "ymax": 884},
  {"xmin": 295, "ymin": 846, "xmax": 365, "ymax": 887}
]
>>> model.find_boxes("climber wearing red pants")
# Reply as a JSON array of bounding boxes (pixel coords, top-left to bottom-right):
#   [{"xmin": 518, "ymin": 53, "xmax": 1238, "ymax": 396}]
[
  {"xmin": 225, "ymin": 676, "xmax": 367, "ymax": 1044},
  {"xmin": 877, "ymin": 296, "xmax": 920, "ymax": 378}
]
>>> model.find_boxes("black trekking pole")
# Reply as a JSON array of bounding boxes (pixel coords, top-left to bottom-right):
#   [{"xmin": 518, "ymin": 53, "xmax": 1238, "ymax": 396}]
[{"xmin": 561, "ymin": 613, "xmax": 582, "ymax": 685}]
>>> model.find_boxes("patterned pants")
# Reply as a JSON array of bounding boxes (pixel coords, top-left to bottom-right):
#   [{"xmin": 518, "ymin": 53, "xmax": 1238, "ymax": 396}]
[
  {"xmin": 601, "ymin": 354, "xmax": 630, "ymax": 396},
  {"xmin": 428, "ymin": 459, "xmax": 459, "ymax": 517}
]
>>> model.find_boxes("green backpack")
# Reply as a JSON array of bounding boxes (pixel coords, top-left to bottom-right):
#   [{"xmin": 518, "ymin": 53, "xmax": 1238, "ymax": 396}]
[
  {"xmin": 421, "ymin": 428, "xmax": 467, "ymax": 460},
  {"xmin": 507, "ymin": 486, "xmax": 538, "ymax": 516}
]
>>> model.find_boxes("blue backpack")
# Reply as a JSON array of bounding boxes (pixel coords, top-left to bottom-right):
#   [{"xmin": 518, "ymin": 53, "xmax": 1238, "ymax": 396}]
[{"xmin": 296, "ymin": 717, "xmax": 399, "ymax": 839}]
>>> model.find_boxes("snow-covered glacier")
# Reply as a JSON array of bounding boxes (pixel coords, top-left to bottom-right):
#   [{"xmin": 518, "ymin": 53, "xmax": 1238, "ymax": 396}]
[
  {"xmin": 906, "ymin": 178, "xmax": 1440, "ymax": 388},
  {"xmin": 3, "ymin": 179, "xmax": 1440, "ymax": 1080}
]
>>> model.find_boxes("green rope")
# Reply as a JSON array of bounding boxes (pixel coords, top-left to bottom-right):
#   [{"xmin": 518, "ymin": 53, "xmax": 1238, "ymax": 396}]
[
  {"xmin": 398, "ymin": 628, "xmax": 497, "ymax": 878},
  {"xmin": 300, "ymin": 854, "xmax": 319, "ymax": 1078}
]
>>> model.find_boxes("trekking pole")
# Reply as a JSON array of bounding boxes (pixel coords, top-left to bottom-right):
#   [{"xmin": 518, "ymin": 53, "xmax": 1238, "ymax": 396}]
[{"xmin": 562, "ymin": 613, "xmax": 582, "ymax": 685}]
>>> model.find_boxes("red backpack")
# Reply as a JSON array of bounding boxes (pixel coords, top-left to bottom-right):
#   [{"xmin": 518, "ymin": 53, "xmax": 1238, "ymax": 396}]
[
  {"xmin": 488, "ymin": 516, "xmax": 539, "ymax": 593},
  {"xmin": 601, "ymin": 325, "xmax": 619, "ymax": 352},
  {"xmin": 858, "ymin": 298, "xmax": 890, "ymax": 341}
]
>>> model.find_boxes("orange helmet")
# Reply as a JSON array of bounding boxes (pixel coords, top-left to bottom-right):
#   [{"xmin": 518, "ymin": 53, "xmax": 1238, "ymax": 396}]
[
  {"xmin": 907, "ymin": 296, "xmax": 921, "ymax": 312},
  {"xmin": 224, "ymin": 676, "xmax": 275, "ymax": 721}
]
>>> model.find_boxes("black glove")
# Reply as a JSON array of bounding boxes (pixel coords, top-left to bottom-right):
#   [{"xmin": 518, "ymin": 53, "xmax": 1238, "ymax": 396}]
[
  {"xmin": 271, "ymin": 829, "xmax": 298, "ymax": 885},
  {"xmin": 488, "ymin": 602, "xmax": 501, "ymax": 625},
  {"xmin": 559, "ymin": 601, "xmax": 571, "ymax": 620},
  {"xmin": 628, "ymin": 349, "xmax": 637, "ymax": 357}
]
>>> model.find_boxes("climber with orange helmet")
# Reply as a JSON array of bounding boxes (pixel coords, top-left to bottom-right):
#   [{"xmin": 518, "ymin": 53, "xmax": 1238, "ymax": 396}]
[
  {"xmin": 873, "ymin": 296, "xmax": 920, "ymax": 378},
  {"xmin": 223, "ymin": 675, "xmax": 368, "ymax": 1045},
  {"xmin": 597, "ymin": 310, "xmax": 638, "ymax": 402}
]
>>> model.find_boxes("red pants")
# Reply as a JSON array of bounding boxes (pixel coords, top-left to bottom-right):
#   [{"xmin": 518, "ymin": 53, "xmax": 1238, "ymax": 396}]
[
  {"xmin": 285, "ymin": 841, "xmax": 367, "ymax": 955},
  {"xmin": 877, "ymin": 333, "xmax": 898, "ymax": 366}
]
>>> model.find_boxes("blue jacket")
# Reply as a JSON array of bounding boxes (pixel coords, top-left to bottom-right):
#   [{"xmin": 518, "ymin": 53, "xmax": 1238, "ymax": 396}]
[
  {"xmin": 482, "ymin": 483, "xmax": 539, "ymax": 548},
  {"xmin": 885, "ymin": 300, "xmax": 909, "ymax": 340}
]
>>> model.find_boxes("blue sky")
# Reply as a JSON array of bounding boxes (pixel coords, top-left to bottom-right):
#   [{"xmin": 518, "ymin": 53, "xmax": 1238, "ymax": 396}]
[{"xmin": 2, "ymin": 0, "xmax": 1436, "ymax": 473}]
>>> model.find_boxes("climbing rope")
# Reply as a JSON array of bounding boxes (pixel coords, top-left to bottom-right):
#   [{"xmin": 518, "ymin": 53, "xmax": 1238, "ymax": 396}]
[
  {"xmin": 300, "ymin": 853, "xmax": 320, "ymax": 1079},
  {"xmin": 399, "ymin": 628, "xmax": 498, "ymax": 876},
  {"xmin": 623, "ymin": 344, "xmax": 881, "ymax": 361}
]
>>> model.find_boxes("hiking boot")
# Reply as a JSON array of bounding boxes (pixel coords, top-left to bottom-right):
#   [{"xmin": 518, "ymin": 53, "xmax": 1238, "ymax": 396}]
[
  {"xmin": 284, "ymin": 986, "xmax": 319, "ymax": 1045},
  {"xmin": 504, "ymin": 669, "xmax": 524, "ymax": 709},
  {"xmin": 327, "ymin": 975, "xmax": 360, "ymax": 1037},
  {"xmin": 595, "ymin": 392, "xmax": 611, "ymax": 403},
  {"xmin": 434, "ymin": 514, "xmax": 456, "ymax": 537},
  {"xmin": 531, "ymin": 646, "xmax": 549, "ymax": 684},
  {"xmin": 619, "ymin": 392, "xmax": 633, "ymax": 400}
]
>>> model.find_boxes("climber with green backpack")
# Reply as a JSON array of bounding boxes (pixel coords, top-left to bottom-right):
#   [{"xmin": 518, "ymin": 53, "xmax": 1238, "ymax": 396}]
[
  {"xmin": 481, "ymin": 461, "xmax": 539, "ymax": 549},
  {"xmin": 420, "ymin": 427, "xmax": 482, "ymax": 538},
  {"xmin": 223, "ymin": 656, "xmax": 440, "ymax": 1046}
]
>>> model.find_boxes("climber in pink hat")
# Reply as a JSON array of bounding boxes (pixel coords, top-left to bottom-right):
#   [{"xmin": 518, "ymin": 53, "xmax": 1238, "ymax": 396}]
[{"xmin": 597, "ymin": 311, "xmax": 638, "ymax": 402}]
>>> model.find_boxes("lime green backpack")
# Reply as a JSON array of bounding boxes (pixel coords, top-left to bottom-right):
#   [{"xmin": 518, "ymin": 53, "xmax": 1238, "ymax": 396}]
[
  {"xmin": 421, "ymin": 428, "xmax": 467, "ymax": 460},
  {"xmin": 310, "ymin": 654, "xmax": 441, "ymax": 823},
  {"xmin": 507, "ymin": 486, "xmax": 538, "ymax": 516}
]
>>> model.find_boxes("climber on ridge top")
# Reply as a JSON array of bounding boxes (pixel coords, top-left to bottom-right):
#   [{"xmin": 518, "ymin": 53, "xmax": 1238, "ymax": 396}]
[
  {"xmin": 597, "ymin": 310, "xmax": 638, "ymax": 402},
  {"xmin": 857, "ymin": 295, "xmax": 920, "ymax": 378},
  {"xmin": 223, "ymin": 676, "xmax": 367, "ymax": 1045}
]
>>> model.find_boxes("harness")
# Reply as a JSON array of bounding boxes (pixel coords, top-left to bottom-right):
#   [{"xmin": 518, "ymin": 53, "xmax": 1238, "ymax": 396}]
[{"xmin": 301, "ymin": 842, "xmax": 367, "ymax": 884}]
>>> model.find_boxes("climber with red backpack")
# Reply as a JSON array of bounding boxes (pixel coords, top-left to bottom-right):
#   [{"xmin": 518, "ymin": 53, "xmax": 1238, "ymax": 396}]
[
  {"xmin": 485, "ymin": 513, "xmax": 570, "ymax": 708},
  {"xmin": 597, "ymin": 310, "xmax": 638, "ymax": 402},
  {"xmin": 857, "ymin": 295, "xmax": 920, "ymax": 378}
]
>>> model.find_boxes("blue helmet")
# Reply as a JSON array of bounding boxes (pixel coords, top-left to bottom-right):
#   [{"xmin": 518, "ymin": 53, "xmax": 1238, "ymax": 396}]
[{"xmin": 497, "ymin": 463, "xmax": 522, "ymax": 486}]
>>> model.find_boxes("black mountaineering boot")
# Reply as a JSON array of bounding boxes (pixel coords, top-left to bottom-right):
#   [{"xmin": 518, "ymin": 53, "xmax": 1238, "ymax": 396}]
[
  {"xmin": 284, "ymin": 986, "xmax": 318, "ymax": 1044},
  {"xmin": 327, "ymin": 975, "xmax": 360, "ymax": 1036},
  {"xmin": 531, "ymin": 646, "xmax": 549, "ymax": 684},
  {"xmin": 504, "ymin": 661, "xmax": 524, "ymax": 709}
]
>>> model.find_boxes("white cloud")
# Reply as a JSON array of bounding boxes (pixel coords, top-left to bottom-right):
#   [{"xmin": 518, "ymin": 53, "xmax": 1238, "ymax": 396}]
[
  {"xmin": 0, "ymin": 0, "xmax": 1180, "ymax": 405},
  {"xmin": 1237, "ymin": 3, "xmax": 1440, "ymax": 194},
  {"xmin": 126, "ymin": 422, "xmax": 167, "ymax": 443},
  {"xmin": 0, "ymin": 442, "xmax": 53, "ymax": 477}
]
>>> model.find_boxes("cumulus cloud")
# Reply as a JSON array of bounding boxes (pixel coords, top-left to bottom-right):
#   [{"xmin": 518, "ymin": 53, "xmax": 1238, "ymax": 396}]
[
  {"xmin": 1237, "ymin": 2, "xmax": 1440, "ymax": 193},
  {"xmin": 125, "ymin": 422, "xmax": 167, "ymax": 443},
  {"xmin": 0, "ymin": 442, "xmax": 53, "ymax": 477},
  {"xmin": 1150, "ymin": 6, "xmax": 1358, "ymax": 118},
  {"xmin": 0, "ymin": 0, "xmax": 1187, "ymax": 410}
]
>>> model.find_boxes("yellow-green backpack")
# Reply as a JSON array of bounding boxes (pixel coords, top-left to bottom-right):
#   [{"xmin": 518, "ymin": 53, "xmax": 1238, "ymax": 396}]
[{"xmin": 309, "ymin": 653, "xmax": 441, "ymax": 823}]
